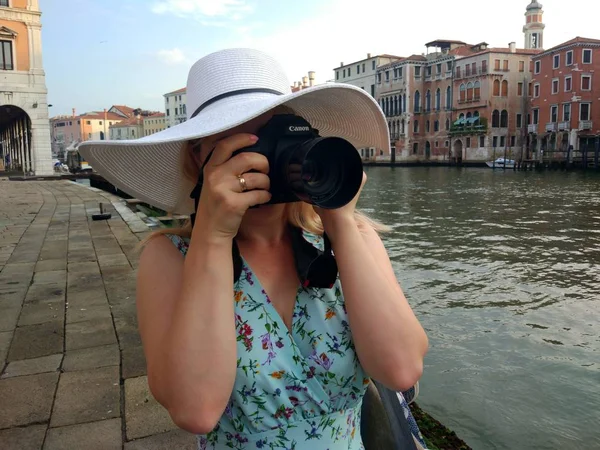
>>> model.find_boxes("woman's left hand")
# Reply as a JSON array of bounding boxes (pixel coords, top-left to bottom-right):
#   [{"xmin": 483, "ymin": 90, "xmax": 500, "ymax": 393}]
[{"xmin": 313, "ymin": 171, "xmax": 367, "ymax": 235}]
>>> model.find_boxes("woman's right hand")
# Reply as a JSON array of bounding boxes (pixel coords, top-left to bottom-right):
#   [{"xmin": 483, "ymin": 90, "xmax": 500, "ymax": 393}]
[{"xmin": 194, "ymin": 133, "xmax": 271, "ymax": 243}]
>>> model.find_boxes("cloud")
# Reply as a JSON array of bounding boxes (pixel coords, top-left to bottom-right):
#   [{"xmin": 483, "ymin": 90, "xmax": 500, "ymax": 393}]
[
  {"xmin": 156, "ymin": 48, "xmax": 189, "ymax": 65},
  {"xmin": 151, "ymin": 0, "xmax": 252, "ymax": 23}
]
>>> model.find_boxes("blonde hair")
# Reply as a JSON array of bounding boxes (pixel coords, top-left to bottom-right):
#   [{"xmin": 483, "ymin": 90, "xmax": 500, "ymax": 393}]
[{"xmin": 143, "ymin": 109, "xmax": 389, "ymax": 246}]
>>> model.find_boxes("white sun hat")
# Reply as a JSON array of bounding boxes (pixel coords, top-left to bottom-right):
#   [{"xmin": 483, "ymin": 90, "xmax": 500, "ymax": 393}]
[{"xmin": 78, "ymin": 48, "xmax": 389, "ymax": 214}]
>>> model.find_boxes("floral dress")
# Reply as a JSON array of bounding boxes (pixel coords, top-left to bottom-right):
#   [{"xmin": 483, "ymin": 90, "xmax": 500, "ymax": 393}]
[{"xmin": 168, "ymin": 231, "xmax": 369, "ymax": 449}]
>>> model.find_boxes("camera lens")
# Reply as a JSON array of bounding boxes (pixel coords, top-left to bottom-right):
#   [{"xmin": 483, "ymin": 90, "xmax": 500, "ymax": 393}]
[{"xmin": 284, "ymin": 137, "xmax": 363, "ymax": 209}]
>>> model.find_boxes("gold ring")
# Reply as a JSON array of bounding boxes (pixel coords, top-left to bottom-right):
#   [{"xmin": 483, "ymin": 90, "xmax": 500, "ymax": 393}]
[{"xmin": 238, "ymin": 175, "xmax": 247, "ymax": 192}]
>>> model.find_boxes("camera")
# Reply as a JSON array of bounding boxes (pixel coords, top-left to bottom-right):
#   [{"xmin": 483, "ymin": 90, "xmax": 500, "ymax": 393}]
[{"xmin": 234, "ymin": 114, "xmax": 363, "ymax": 209}]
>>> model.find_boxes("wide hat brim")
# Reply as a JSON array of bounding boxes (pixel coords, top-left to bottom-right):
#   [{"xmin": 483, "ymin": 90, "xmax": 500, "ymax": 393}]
[{"xmin": 78, "ymin": 83, "xmax": 390, "ymax": 215}]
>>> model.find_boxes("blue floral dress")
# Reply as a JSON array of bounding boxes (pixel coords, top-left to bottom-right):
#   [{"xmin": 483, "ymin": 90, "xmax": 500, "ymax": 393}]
[{"xmin": 168, "ymin": 231, "xmax": 369, "ymax": 449}]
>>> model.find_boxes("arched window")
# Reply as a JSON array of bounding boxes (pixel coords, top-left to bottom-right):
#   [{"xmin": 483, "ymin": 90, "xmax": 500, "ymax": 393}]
[
  {"xmin": 493, "ymin": 79, "xmax": 500, "ymax": 96},
  {"xmin": 434, "ymin": 120, "xmax": 440, "ymax": 131},
  {"xmin": 426, "ymin": 120, "xmax": 430, "ymax": 132},
  {"xmin": 100, "ymin": 131, "xmax": 105, "ymax": 140},
  {"xmin": 466, "ymin": 82, "xmax": 474, "ymax": 100},
  {"xmin": 413, "ymin": 120, "xmax": 419, "ymax": 133},
  {"xmin": 459, "ymin": 84, "xmax": 466, "ymax": 102},
  {"xmin": 492, "ymin": 110, "xmax": 500, "ymax": 128},
  {"xmin": 385, "ymin": 98, "xmax": 390, "ymax": 116},
  {"xmin": 445, "ymin": 118, "xmax": 450, "ymax": 130},
  {"xmin": 474, "ymin": 81, "xmax": 481, "ymax": 99},
  {"xmin": 446, "ymin": 86, "xmax": 452, "ymax": 109},
  {"xmin": 466, "ymin": 112, "xmax": 472, "ymax": 119},
  {"xmin": 397, "ymin": 120, "xmax": 401, "ymax": 135},
  {"xmin": 500, "ymin": 110, "xmax": 508, "ymax": 127},
  {"xmin": 459, "ymin": 113, "xmax": 465, "ymax": 119},
  {"xmin": 401, "ymin": 119, "xmax": 405, "ymax": 134},
  {"xmin": 435, "ymin": 88, "xmax": 441, "ymax": 110},
  {"xmin": 501, "ymin": 80, "xmax": 508, "ymax": 97},
  {"xmin": 414, "ymin": 91, "xmax": 421, "ymax": 113},
  {"xmin": 394, "ymin": 96, "xmax": 398, "ymax": 115},
  {"xmin": 403, "ymin": 94, "xmax": 407, "ymax": 113},
  {"xmin": 426, "ymin": 90, "xmax": 431, "ymax": 111}
]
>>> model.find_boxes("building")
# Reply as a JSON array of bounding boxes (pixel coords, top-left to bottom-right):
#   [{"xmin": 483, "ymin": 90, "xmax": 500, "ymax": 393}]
[
  {"xmin": 528, "ymin": 37, "xmax": 600, "ymax": 159},
  {"xmin": 0, "ymin": 0, "xmax": 53, "ymax": 174},
  {"xmin": 291, "ymin": 71, "xmax": 316, "ymax": 93},
  {"xmin": 377, "ymin": 41, "xmax": 461, "ymax": 162},
  {"xmin": 334, "ymin": 54, "xmax": 403, "ymax": 98},
  {"xmin": 164, "ymin": 87, "xmax": 187, "ymax": 128},
  {"xmin": 109, "ymin": 116, "xmax": 144, "ymax": 141},
  {"xmin": 524, "ymin": 1, "xmax": 545, "ymax": 50},
  {"xmin": 50, "ymin": 109, "xmax": 125, "ymax": 159},
  {"xmin": 143, "ymin": 112, "xmax": 166, "ymax": 136}
]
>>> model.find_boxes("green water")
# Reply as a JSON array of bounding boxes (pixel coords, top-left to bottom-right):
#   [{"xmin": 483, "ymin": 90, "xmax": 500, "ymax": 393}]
[{"xmin": 358, "ymin": 167, "xmax": 600, "ymax": 450}]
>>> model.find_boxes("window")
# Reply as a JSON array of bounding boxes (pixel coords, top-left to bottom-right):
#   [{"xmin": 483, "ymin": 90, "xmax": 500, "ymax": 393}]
[
  {"xmin": 377, "ymin": 73, "xmax": 382, "ymax": 83},
  {"xmin": 425, "ymin": 90, "xmax": 431, "ymax": 111},
  {"xmin": 385, "ymin": 71, "xmax": 390, "ymax": 82},
  {"xmin": 550, "ymin": 105, "xmax": 558, "ymax": 123},
  {"xmin": 398, "ymin": 67, "xmax": 403, "ymax": 78},
  {"xmin": 474, "ymin": 81, "xmax": 481, "ymax": 99},
  {"xmin": 466, "ymin": 82, "xmax": 474, "ymax": 100},
  {"xmin": 413, "ymin": 143, "xmax": 418, "ymax": 154},
  {"xmin": 482, "ymin": 60, "xmax": 487, "ymax": 73},
  {"xmin": 99, "ymin": 121, "xmax": 103, "ymax": 125},
  {"xmin": 175, "ymin": 107, "xmax": 178, "ymax": 115},
  {"xmin": 466, "ymin": 137, "xmax": 471, "ymax": 148},
  {"xmin": 362, "ymin": 63, "xmax": 365, "ymax": 72},
  {"xmin": 529, "ymin": 82, "xmax": 533, "ymax": 96},
  {"xmin": 370, "ymin": 84, "xmax": 375, "ymax": 97},
  {"xmin": 460, "ymin": 84, "xmax": 466, "ymax": 102},
  {"xmin": 580, "ymin": 103, "xmax": 591, "ymax": 121},
  {"xmin": 88, "ymin": 133, "xmax": 91, "ymax": 139},
  {"xmin": 503, "ymin": 60, "xmax": 508, "ymax": 71},
  {"xmin": 372, "ymin": 60, "xmax": 376, "ymax": 70},
  {"xmin": 532, "ymin": 109, "xmax": 539, "ymax": 124},
  {"xmin": 0, "ymin": 40, "xmax": 14, "ymax": 70},
  {"xmin": 434, "ymin": 120, "xmax": 439, "ymax": 131},
  {"xmin": 456, "ymin": 66, "xmax": 461, "ymax": 78},
  {"xmin": 511, "ymin": 136, "xmax": 516, "ymax": 147},
  {"xmin": 343, "ymin": 69, "xmax": 346, "ymax": 78},
  {"xmin": 426, "ymin": 120, "xmax": 430, "ymax": 132},
  {"xmin": 516, "ymin": 113, "xmax": 522, "ymax": 128},
  {"xmin": 582, "ymin": 75, "xmax": 592, "ymax": 91},
  {"xmin": 336, "ymin": 71, "xmax": 339, "ymax": 80},
  {"xmin": 534, "ymin": 83, "xmax": 540, "ymax": 98},
  {"xmin": 493, "ymin": 79, "xmax": 500, "ymax": 96},
  {"xmin": 445, "ymin": 140, "xmax": 449, "ymax": 147},
  {"xmin": 583, "ymin": 49, "xmax": 592, "ymax": 64},
  {"xmin": 500, "ymin": 110, "xmax": 508, "ymax": 128},
  {"xmin": 493, "ymin": 136, "xmax": 498, "ymax": 147},
  {"xmin": 492, "ymin": 110, "xmax": 500, "ymax": 127},
  {"xmin": 445, "ymin": 119, "xmax": 450, "ymax": 130},
  {"xmin": 563, "ymin": 103, "xmax": 571, "ymax": 121},
  {"xmin": 446, "ymin": 86, "xmax": 451, "ymax": 109},
  {"xmin": 348, "ymin": 67, "xmax": 351, "ymax": 76},
  {"xmin": 437, "ymin": 63, "xmax": 442, "ymax": 74},
  {"xmin": 566, "ymin": 50, "xmax": 573, "ymax": 66},
  {"xmin": 435, "ymin": 141, "xmax": 439, "ymax": 148},
  {"xmin": 435, "ymin": 88, "xmax": 441, "ymax": 110},
  {"xmin": 414, "ymin": 66, "xmax": 421, "ymax": 77},
  {"xmin": 479, "ymin": 136, "xmax": 485, "ymax": 147},
  {"xmin": 414, "ymin": 91, "xmax": 421, "ymax": 112},
  {"xmin": 465, "ymin": 64, "xmax": 471, "ymax": 77},
  {"xmin": 500, "ymin": 136, "xmax": 506, "ymax": 147},
  {"xmin": 494, "ymin": 59, "xmax": 500, "ymax": 70},
  {"xmin": 501, "ymin": 80, "xmax": 508, "ymax": 97},
  {"xmin": 565, "ymin": 76, "xmax": 572, "ymax": 92},
  {"xmin": 426, "ymin": 66, "xmax": 432, "ymax": 77},
  {"xmin": 534, "ymin": 60, "xmax": 541, "ymax": 74},
  {"xmin": 166, "ymin": 109, "xmax": 170, "ymax": 116},
  {"xmin": 0, "ymin": 0, "xmax": 8, "ymax": 5},
  {"xmin": 518, "ymin": 82, "xmax": 524, "ymax": 96},
  {"xmin": 357, "ymin": 64, "xmax": 360, "ymax": 74},
  {"xmin": 553, "ymin": 54, "xmax": 560, "ymax": 69},
  {"xmin": 472, "ymin": 62, "xmax": 476, "ymax": 74},
  {"xmin": 552, "ymin": 78, "xmax": 559, "ymax": 94},
  {"xmin": 519, "ymin": 61, "xmax": 525, "ymax": 72},
  {"xmin": 413, "ymin": 120, "xmax": 419, "ymax": 133}
]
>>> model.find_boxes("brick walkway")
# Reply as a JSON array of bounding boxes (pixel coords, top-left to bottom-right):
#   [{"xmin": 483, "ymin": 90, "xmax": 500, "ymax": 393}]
[{"xmin": 0, "ymin": 179, "xmax": 196, "ymax": 449}]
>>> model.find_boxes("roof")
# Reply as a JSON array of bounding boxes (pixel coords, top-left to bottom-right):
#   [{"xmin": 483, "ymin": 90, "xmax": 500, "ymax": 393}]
[
  {"xmin": 333, "ymin": 54, "xmax": 403, "ymax": 70},
  {"xmin": 527, "ymin": 1, "xmax": 543, "ymax": 10},
  {"xmin": 143, "ymin": 112, "xmax": 165, "ymax": 119},
  {"xmin": 79, "ymin": 112, "xmax": 125, "ymax": 121},
  {"xmin": 165, "ymin": 87, "xmax": 186, "ymax": 96},
  {"xmin": 110, "ymin": 105, "xmax": 136, "ymax": 117},
  {"xmin": 405, "ymin": 54, "xmax": 428, "ymax": 61},
  {"xmin": 533, "ymin": 36, "xmax": 600, "ymax": 58},
  {"xmin": 425, "ymin": 39, "xmax": 467, "ymax": 47},
  {"xmin": 109, "ymin": 117, "xmax": 143, "ymax": 128}
]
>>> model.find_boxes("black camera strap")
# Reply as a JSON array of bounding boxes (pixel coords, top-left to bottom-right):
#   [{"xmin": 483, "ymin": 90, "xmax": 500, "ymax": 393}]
[{"xmin": 188, "ymin": 151, "xmax": 338, "ymax": 289}]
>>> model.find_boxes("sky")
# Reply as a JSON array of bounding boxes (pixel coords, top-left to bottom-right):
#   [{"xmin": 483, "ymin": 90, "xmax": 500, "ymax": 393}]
[{"xmin": 42, "ymin": 0, "xmax": 598, "ymax": 116}]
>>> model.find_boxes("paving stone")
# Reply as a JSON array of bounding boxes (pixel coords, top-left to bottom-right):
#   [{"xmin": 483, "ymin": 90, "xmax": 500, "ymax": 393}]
[
  {"xmin": 66, "ymin": 303, "xmax": 112, "ymax": 323},
  {"xmin": 122, "ymin": 345, "xmax": 147, "ymax": 379},
  {"xmin": 33, "ymin": 270, "xmax": 67, "ymax": 285},
  {"xmin": 67, "ymin": 290, "xmax": 109, "ymax": 309},
  {"xmin": 125, "ymin": 375, "xmax": 178, "ymax": 440},
  {"xmin": 124, "ymin": 429, "xmax": 197, "ymax": 450},
  {"xmin": 62, "ymin": 344, "xmax": 119, "ymax": 372},
  {"xmin": 0, "ymin": 330, "xmax": 13, "ymax": 362},
  {"xmin": 98, "ymin": 253, "xmax": 130, "ymax": 268},
  {"xmin": 2, "ymin": 354, "xmax": 63, "ymax": 379},
  {"xmin": 7, "ymin": 320, "xmax": 63, "ymax": 361},
  {"xmin": 35, "ymin": 258, "xmax": 67, "ymax": 272},
  {"xmin": 24, "ymin": 284, "xmax": 65, "ymax": 303},
  {"xmin": 44, "ymin": 418, "xmax": 122, "ymax": 450},
  {"xmin": 0, "ymin": 372, "xmax": 59, "ymax": 428},
  {"xmin": 18, "ymin": 299, "xmax": 65, "ymax": 326},
  {"xmin": 0, "ymin": 306, "xmax": 20, "ymax": 331},
  {"xmin": 0, "ymin": 424, "xmax": 47, "ymax": 450},
  {"xmin": 65, "ymin": 317, "xmax": 117, "ymax": 351},
  {"xmin": 51, "ymin": 366, "xmax": 120, "ymax": 428}
]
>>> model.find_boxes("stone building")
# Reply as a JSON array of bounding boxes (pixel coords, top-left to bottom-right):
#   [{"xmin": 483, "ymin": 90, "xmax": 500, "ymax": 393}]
[
  {"xmin": 0, "ymin": 0, "xmax": 52, "ymax": 174},
  {"xmin": 164, "ymin": 87, "xmax": 187, "ymax": 128}
]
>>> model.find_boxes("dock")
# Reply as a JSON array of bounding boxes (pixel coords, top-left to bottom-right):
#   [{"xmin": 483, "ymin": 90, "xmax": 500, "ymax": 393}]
[{"xmin": 0, "ymin": 178, "xmax": 196, "ymax": 449}]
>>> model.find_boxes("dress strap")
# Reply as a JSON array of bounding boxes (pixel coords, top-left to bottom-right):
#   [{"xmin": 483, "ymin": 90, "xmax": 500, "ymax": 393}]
[{"xmin": 165, "ymin": 234, "xmax": 189, "ymax": 256}]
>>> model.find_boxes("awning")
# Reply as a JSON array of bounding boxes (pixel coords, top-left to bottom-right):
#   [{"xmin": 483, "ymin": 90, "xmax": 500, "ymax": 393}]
[
  {"xmin": 453, "ymin": 118, "xmax": 466, "ymax": 126},
  {"xmin": 466, "ymin": 117, "xmax": 480, "ymax": 125}
]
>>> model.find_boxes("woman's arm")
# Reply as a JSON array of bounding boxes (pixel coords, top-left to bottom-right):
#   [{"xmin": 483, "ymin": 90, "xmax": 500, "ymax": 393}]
[
  {"xmin": 137, "ymin": 233, "xmax": 237, "ymax": 434},
  {"xmin": 326, "ymin": 217, "xmax": 429, "ymax": 392}
]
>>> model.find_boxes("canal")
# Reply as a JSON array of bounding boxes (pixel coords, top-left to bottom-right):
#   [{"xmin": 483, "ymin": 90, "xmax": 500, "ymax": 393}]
[{"xmin": 359, "ymin": 167, "xmax": 600, "ymax": 450}]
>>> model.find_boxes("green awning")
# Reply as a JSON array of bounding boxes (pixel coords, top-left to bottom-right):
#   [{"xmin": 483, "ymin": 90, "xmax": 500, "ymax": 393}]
[
  {"xmin": 453, "ymin": 118, "xmax": 466, "ymax": 126},
  {"xmin": 466, "ymin": 117, "xmax": 480, "ymax": 125}
]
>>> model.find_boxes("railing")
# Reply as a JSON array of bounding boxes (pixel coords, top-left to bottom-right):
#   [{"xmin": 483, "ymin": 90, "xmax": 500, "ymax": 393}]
[
  {"xmin": 579, "ymin": 120, "xmax": 593, "ymax": 130},
  {"xmin": 546, "ymin": 122, "xmax": 557, "ymax": 132},
  {"xmin": 558, "ymin": 121, "xmax": 570, "ymax": 131},
  {"xmin": 449, "ymin": 123, "xmax": 487, "ymax": 136},
  {"xmin": 528, "ymin": 124, "xmax": 538, "ymax": 134}
]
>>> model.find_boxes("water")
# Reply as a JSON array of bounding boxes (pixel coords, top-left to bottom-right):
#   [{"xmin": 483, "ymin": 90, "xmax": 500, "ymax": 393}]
[{"xmin": 358, "ymin": 167, "xmax": 600, "ymax": 450}]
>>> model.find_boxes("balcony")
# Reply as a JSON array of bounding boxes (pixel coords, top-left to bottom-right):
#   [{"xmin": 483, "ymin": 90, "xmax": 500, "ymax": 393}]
[
  {"xmin": 449, "ymin": 117, "xmax": 488, "ymax": 136},
  {"xmin": 558, "ymin": 121, "xmax": 570, "ymax": 131},
  {"xmin": 546, "ymin": 122, "xmax": 557, "ymax": 132},
  {"xmin": 579, "ymin": 120, "xmax": 593, "ymax": 130},
  {"xmin": 528, "ymin": 124, "xmax": 538, "ymax": 134}
]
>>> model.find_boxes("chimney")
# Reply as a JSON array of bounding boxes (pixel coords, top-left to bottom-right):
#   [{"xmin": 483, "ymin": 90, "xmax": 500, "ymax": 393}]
[
  {"xmin": 340, "ymin": 61, "xmax": 344, "ymax": 67},
  {"xmin": 509, "ymin": 42, "xmax": 516, "ymax": 53},
  {"xmin": 302, "ymin": 76, "xmax": 308, "ymax": 87},
  {"xmin": 72, "ymin": 108, "xmax": 76, "ymax": 117},
  {"xmin": 308, "ymin": 71, "xmax": 315, "ymax": 86},
  {"xmin": 367, "ymin": 53, "xmax": 372, "ymax": 59}
]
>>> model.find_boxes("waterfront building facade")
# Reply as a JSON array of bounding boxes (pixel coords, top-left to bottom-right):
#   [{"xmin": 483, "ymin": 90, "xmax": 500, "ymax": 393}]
[{"xmin": 164, "ymin": 87, "xmax": 187, "ymax": 128}]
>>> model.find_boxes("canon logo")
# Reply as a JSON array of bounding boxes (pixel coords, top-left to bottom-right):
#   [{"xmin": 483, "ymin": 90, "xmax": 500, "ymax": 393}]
[{"xmin": 289, "ymin": 126, "xmax": 310, "ymax": 132}]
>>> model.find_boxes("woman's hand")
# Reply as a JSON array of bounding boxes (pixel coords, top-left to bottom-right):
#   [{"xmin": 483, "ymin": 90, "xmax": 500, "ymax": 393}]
[
  {"xmin": 313, "ymin": 171, "xmax": 367, "ymax": 236},
  {"xmin": 195, "ymin": 134, "xmax": 271, "ymax": 243}
]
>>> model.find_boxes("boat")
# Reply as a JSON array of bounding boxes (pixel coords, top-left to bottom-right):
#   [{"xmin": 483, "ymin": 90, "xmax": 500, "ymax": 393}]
[{"xmin": 486, "ymin": 157, "xmax": 515, "ymax": 169}]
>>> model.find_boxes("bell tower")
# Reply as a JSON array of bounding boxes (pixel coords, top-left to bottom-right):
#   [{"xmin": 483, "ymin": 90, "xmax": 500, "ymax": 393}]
[{"xmin": 523, "ymin": 1, "xmax": 545, "ymax": 50}]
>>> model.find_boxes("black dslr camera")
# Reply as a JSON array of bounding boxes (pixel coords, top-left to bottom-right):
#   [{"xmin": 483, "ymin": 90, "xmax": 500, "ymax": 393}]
[{"xmin": 234, "ymin": 114, "xmax": 364, "ymax": 209}]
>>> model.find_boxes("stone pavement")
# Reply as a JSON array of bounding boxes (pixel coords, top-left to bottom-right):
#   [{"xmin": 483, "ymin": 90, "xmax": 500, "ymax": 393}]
[{"xmin": 0, "ymin": 179, "xmax": 197, "ymax": 449}]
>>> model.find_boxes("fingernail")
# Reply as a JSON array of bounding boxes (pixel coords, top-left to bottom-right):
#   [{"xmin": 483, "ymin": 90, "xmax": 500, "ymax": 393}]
[{"xmin": 249, "ymin": 135, "xmax": 259, "ymax": 143}]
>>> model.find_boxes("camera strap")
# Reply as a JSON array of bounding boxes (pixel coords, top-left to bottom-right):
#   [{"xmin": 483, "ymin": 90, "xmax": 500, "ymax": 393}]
[{"xmin": 189, "ymin": 153, "xmax": 338, "ymax": 289}]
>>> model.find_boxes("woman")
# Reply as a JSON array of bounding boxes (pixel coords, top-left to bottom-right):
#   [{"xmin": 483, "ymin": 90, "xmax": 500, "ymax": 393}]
[{"xmin": 79, "ymin": 48, "xmax": 428, "ymax": 449}]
